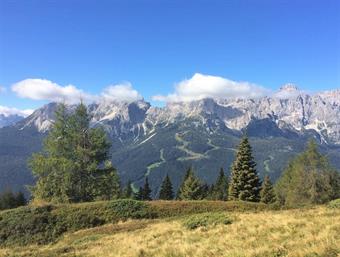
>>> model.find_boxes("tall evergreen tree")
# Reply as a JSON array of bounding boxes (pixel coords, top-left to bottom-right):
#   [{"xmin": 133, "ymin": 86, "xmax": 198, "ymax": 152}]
[
  {"xmin": 123, "ymin": 180, "xmax": 134, "ymax": 199},
  {"xmin": 159, "ymin": 174, "xmax": 174, "ymax": 200},
  {"xmin": 276, "ymin": 140, "xmax": 340, "ymax": 206},
  {"xmin": 211, "ymin": 168, "xmax": 229, "ymax": 201},
  {"xmin": 137, "ymin": 177, "xmax": 152, "ymax": 201},
  {"xmin": 228, "ymin": 136, "xmax": 261, "ymax": 202},
  {"xmin": 260, "ymin": 175, "xmax": 276, "ymax": 204},
  {"xmin": 30, "ymin": 103, "xmax": 120, "ymax": 203},
  {"xmin": 177, "ymin": 167, "xmax": 203, "ymax": 200}
]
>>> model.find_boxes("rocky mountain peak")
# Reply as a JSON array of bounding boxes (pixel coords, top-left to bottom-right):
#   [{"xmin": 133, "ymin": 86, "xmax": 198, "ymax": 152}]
[{"xmin": 279, "ymin": 83, "xmax": 299, "ymax": 92}]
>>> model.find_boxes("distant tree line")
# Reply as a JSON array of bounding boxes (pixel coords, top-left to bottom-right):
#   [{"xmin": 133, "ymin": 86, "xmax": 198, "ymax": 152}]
[{"xmin": 26, "ymin": 103, "xmax": 340, "ymax": 207}]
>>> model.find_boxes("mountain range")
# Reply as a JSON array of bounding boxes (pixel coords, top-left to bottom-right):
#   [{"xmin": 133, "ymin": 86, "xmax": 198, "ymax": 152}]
[{"xmin": 1, "ymin": 84, "xmax": 340, "ymax": 197}]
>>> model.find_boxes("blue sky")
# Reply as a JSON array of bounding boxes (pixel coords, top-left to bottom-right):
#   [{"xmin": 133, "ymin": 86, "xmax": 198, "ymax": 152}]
[{"xmin": 0, "ymin": 0, "xmax": 339, "ymax": 112}]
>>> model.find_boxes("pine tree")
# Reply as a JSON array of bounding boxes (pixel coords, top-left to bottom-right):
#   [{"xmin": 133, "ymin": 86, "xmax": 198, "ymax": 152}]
[
  {"xmin": 159, "ymin": 174, "xmax": 174, "ymax": 200},
  {"xmin": 276, "ymin": 140, "xmax": 340, "ymax": 206},
  {"xmin": 260, "ymin": 175, "xmax": 276, "ymax": 204},
  {"xmin": 141, "ymin": 177, "xmax": 152, "ymax": 201},
  {"xmin": 30, "ymin": 103, "xmax": 120, "ymax": 203},
  {"xmin": 123, "ymin": 180, "xmax": 134, "ymax": 199},
  {"xmin": 211, "ymin": 168, "xmax": 228, "ymax": 201},
  {"xmin": 176, "ymin": 167, "xmax": 192, "ymax": 199},
  {"xmin": 134, "ymin": 186, "xmax": 144, "ymax": 200},
  {"xmin": 228, "ymin": 136, "xmax": 261, "ymax": 202},
  {"xmin": 177, "ymin": 167, "xmax": 203, "ymax": 200}
]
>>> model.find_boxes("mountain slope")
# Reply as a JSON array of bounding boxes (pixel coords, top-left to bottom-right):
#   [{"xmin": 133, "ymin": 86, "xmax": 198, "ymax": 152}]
[{"xmin": 0, "ymin": 86, "xmax": 340, "ymax": 197}]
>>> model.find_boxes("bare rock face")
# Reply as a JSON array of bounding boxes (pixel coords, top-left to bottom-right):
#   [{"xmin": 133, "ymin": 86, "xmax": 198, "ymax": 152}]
[{"xmin": 16, "ymin": 85, "xmax": 340, "ymax": 145}]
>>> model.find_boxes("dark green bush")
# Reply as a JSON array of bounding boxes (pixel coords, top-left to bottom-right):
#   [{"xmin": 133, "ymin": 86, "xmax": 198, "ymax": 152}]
[
  {"xmin": 148, "ymin": 200, "xmax": 267, "ymax": 218},
  {"xmin": 182, "ymin": 212, "xmax": 232, "ymax": 230},
  {"xmin": 0, "ymin": 199, "xmax": 268, "ymax": 246},
  {"xmin": 328, "ymin": 199, "xmax": 340, "ymax": 209}
]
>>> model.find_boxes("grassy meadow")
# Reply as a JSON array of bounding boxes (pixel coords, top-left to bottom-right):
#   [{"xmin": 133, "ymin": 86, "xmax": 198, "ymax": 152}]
[{"xmin": 0, "ymin": 202, "xmax": 339, "ymax": 257}]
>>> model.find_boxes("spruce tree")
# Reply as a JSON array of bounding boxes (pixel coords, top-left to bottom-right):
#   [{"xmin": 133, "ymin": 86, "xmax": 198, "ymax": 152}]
[
  {"xmin": 134, "ymin": 186, "xmax": 144, "ymax": 200},
  {"xmin": 123, "ymin": 180, "xmax": 134, "ymax": 199},
  {"xmin": 276, "ymin": 140, "xmax": 340, "ymax": 206},
  {"xmin": 228, "ymin": 136, "xmax": 261, "ymax": 202},
  {"xmin": 159, "ymin": 174, "xmax": 174, "ymax": 200},
  {"xmin": 211, "ymin": 168, "xmax": 228, "ymax": 201},
  {"xmin": 30, "ymin": 103, "xmax": 120, "ymax": 203},
  {"xmin": 142, "ymin": 177, "xmax": 152, "ymax": 200},
  {"xmin": 177, "ymin": 167, "xmax": 203, "ymax": 200},
  {"xmin": 176, "ymin": 167, "xmax": 191, "ymax": 199},
  {"xmin": 260, "ymin": 175, "xmax": 276, "ymax": 204}
]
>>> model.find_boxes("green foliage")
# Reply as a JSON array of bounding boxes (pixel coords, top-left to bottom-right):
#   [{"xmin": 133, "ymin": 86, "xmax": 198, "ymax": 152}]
[
  {"xmin": 228, "ymin": 136, "xmax": 261, "ymax": 202},
  {"xmin": 135, "ymin": 178, "xmax": 152, "ymax": 201},
  {"xmin": 328, "ymin": 199, "xmax": 340, "ymax": 209},
  {"xmin": 260, "ymin": 175, "xmax": 276, "ymax": 204},
  {"xmin": 0, "ymin": 199, "xmax": 153, "ymax": 246},
  {"xmin": 177, "ymin": 167, "xmax": 204, "ymax": 200},
  {"xmin": 148, "ymin": 200, "xmax": 268, "ymax": 218},
  {"xmin": 182, "ymin": 212, "xmax": 232, "ymax": 230},
  {"xmin": 159, "ymin": 174, "xmax": 174, "ymax": 200},
  {"xmin": 275, "ymin": 140, "xmax": 340, "ymax": 207},
  {"xmin": 210, "ymin": 168, "xmax": 228, "ymax": 200},
  {"xmin": 122, "ymin": 180, "xmax": 134, "ymax": 199},
  {"xmin": 0, "ymin": 190, "xmax": 26, "ymax": 210},
  {"xmin": 29, "ymin": 103, "xmax": 120, "ymax": 203}
]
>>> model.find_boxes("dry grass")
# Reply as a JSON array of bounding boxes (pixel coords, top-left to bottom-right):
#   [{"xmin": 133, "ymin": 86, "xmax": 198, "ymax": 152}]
[{"xmin": 0, "ymin": 206, "xmax": 339, "ymax": 257}]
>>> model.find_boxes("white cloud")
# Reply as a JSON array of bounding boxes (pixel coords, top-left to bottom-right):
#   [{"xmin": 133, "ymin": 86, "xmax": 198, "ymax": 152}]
[
  {"xmin": 11, "ymin": 78, "xmax": 143, "ymax": 104},
  {"xmin": 152, "ymin": 73, "xmax": 270, "ymax": 102},
  {"xmin": 0, "ymin": 86, "xmax": 6, "ymax": 93},
  {"xmin": 0, "ymin": 105, "xmax": 34, "ymax": 117},
  {"xmin": 11, "ymin": 79, "xmax": 95, "ymax": 104},
  {"xmin": 101, "ymin": 83, "xmax": 143, "ymax": 102}
]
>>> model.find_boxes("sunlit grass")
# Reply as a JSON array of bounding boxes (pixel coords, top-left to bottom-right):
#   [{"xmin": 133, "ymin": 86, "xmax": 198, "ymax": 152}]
[{"xmin": 0, "ymin": 206, "xmax": 339, "ymax": 257}]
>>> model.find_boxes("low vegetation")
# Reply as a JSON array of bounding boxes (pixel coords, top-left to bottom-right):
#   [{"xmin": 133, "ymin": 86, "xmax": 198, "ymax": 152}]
[
  {"xmin": 0, "ymin": 206, "xmax": 339, "ymax": 257},
  {"xmin": 0, "ymin": 200, "xmax": 268, "ymax": 246},
  {"xmin": 182, "ymin": 212, "xmax": 232, "ymax": 230}
]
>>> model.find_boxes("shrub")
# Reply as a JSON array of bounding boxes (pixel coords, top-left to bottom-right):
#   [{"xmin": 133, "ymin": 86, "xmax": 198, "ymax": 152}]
[
  {"xmin": 0, "ymin": 199, "xmax": 268, "ymax": 246},
  {"xmin": 148, "ymin": 200, "xmax": 267, "ymax": 218},
  {"xmin": 182, "ymin": 212, "xmax": 232, "ymax": 230},
  {"xmin": 328, "ymin": 199, "xmax": 340, "ymax": 209}
]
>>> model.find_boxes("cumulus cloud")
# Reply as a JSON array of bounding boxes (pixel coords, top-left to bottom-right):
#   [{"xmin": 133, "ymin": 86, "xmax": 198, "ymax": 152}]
[
  {"xmin": 0, "ymin": 105, "xmax": 34, "ymax": 117},
  {"xmin": 152, "ymin": 73, "xmax": 270, "ymax": 102},
  {"xmin": 11, "ymin": 78, "xmax": 143, "ymax": 104},
  {"xmin": 11, "ymin": 79, "xmax": 95, "ymax": 104},
  {"xmin": 101, "ymin": 83, "xmax": 143, "ymax": 102}
]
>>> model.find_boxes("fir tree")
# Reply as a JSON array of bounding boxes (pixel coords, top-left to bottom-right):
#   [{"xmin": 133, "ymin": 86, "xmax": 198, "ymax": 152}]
[
  {"xmin": 228, "ymin": 136, "xmax": 261, "ymax": 202},
  {"xmin": 211, "ymin": 168, "xmax": 228, "ymax": 201},
  {"xmin": 177, "ymin": 167, "xmax": 203, "ymax": 200},
  {"xmin": 138, "ymin": 177, "xmax": 152, "ymax": 201},
  {"xmin": 30, "ymin": 103, "xmax": 120, "ymax": 203},
  {"xmin": 134, "ymin": 186, "xmax": 144, "ymax": 200},
  {"xmin": 123, "ymin": 180, "xmax": 134, "ymax": 199},
  {"xmin": 176, "ymin": 167, "xmax": 192, "ymax": 199},
  {"xmin": 159, "ymin": 174, "xmax": 174, "ymax": 200},
  {"xmin": 260, "ymin": 175, "xmax": 276, "ymax": 204},
  {"xmin": 276, "ymin": 140, "xmax": 340, "ymax": 206}
]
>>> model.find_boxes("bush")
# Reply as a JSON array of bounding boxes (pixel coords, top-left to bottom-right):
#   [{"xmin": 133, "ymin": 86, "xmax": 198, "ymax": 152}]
[
  {"xmin": 328, "ymin": 199, "xmax": 340, "ymax": 209},
  {"xmin": 0, "ymin": 199, "xmax": 153, "ymax": 246},
  {"xmin": 148, "ymin": 200, "xmax": 268, "ymax": 218},
  {"xmin": 0, "ymin": 199, "xmax": 268, "ymax": 246},
  {"xmin": 182, "ymin": 212, "xmax": 232, "ymax": 230}
]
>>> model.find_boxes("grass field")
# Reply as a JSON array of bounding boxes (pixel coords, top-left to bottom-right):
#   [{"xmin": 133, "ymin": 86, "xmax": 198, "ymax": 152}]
[{"xmin": 1, "ymin": 205, "xmax": 339, "ymax": 257}]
